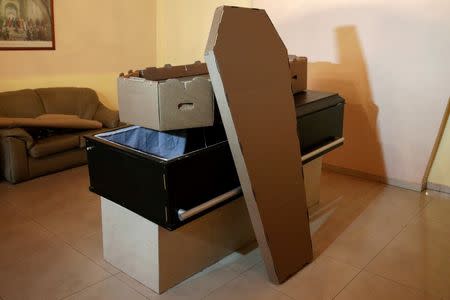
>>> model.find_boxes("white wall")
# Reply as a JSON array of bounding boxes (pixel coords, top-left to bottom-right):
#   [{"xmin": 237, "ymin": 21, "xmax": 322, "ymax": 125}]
[{"xmin": 255, "ymin": 0, "xmax": 450, "ymax": 188}]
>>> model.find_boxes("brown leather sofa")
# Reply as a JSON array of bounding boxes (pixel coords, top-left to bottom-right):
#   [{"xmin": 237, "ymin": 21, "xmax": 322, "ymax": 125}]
[{"xmin": 0, "ymin": 87, "xmax": 120, "ymax": 184}]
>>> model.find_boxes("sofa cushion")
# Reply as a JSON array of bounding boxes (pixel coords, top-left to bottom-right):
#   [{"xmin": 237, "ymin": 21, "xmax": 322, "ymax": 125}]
[
  {"xmin": 35, "ymin": 88, "xmax": 100, "ymax": 120},
  {"xmin": 28, "ymin": 134, "xmax": 80, "ymax": 158},
  {"xmin": 0, "ymin": 117, "xmax": 102, "ymax": 129},
  {"xmin": 0, "ymin": 89, "xmax": 45, "ymax": 118},
  {"xmin": 36, "ymin": 114, "xmax": 79, "ymax": 120}
]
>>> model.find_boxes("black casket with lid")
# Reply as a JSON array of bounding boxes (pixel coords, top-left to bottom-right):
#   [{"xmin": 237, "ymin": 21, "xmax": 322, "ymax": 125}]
[{"xmin": 86, "ymin": 90, "xmax": 344, "ymax": 230}]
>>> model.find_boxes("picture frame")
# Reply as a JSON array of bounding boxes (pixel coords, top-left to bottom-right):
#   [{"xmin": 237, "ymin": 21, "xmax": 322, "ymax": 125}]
[{"xmin": 0, "ymin": 0, "xmax": 55, "ymax": 50}]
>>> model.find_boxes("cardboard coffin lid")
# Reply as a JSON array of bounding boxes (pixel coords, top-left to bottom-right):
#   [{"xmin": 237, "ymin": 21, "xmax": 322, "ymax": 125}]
[{"xmin": 205, "ymin": 6, "xmax": 312, "ymax": 284}]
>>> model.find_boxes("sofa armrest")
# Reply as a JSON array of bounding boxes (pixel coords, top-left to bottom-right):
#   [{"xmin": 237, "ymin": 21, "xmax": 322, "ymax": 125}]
[
  {"xmin": 0, "ymin": 128, "xmax": 34, "ymax": 149},
  {"xmin": 0, "ymin": 136, "xmax": 30, "ymax": 183},
  {"xmin": 94, "ymin": 104, "xmax": 119, "ymax": 128}
]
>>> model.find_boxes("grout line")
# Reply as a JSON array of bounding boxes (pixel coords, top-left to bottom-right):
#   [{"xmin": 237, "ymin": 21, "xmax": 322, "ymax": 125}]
[
  {"xmin": 331, "ymin": 269, "xmax": 364, "ymax": 300},
  {"xmin": 57, "ymin": 275, "xmax": 113, "ymax": 300},
  {"xmin": 199, "ymin": 273, "xmax": 237, "ymax": 300},
  {"xmin": 113, "ymin": 273, "xmax": 156, "ymax": 299},
  {"xmin": 363, "ymin": 269, "xmax": 445, "ymax": 299},
  {"xmin": 25, "ymin": 216, "xmax": 116, "ymax": 274},
  {"xmin": 10, "ymin": 197, "xmax": 119, "ymax": 276},
  {"xmin": 58, "ymin": 235, "xmax": 120, "ymax": 276},
  {"xmin": 199, "ymin": 270, "xmax": 298, "ymax": 300},
  {"xmin": 269, "ymin": 287, "xmax": 301, "ymax": 300},
  {"xmin": 23, "ymin": 217, "xmax": 117, "ymax": 298},
  {"xmin": 200, "ymin": 269, "xmax": 248, "ymax": 300},
  {"xmin": 403, "ymin": 201, "xmax": 430, "ymax": 227},
  {"xmin": 331, "ymin": 219, "xmax": 411, "ymax": 299}
]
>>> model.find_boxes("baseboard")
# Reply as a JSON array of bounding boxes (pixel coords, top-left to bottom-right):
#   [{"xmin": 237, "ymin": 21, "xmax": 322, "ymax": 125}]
[
  {"xmin": 322, "ymin": 163, "xmax": 423, "ymax": 192},
  {"xmin": 426, "ymin": 182, "xmax": 450, "ymax": 194}
]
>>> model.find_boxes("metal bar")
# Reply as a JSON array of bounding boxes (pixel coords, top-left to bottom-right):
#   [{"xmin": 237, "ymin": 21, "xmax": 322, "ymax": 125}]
[
  {"xmin": 177, "ymin": 187, "xmax": 242, "ymax": 221},
  {"xmin": 301, "ymin": 138, "xmax": 345, "ymax": 162},
  {"xmin": 177, "ymin": 138, "xmax": 343, "ymax": 222}
]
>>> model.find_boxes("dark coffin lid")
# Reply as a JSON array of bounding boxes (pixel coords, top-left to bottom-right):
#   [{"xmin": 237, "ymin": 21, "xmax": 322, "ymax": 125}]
[{"xmin": 294, "ymin": 90, "xmax": 345, "ymax": 117}]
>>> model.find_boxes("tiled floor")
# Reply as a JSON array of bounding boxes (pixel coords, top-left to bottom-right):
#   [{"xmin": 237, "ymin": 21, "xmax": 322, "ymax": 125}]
[{"xmin": 0, "ymin": 166, "xmax": 449, "ymax": 300}]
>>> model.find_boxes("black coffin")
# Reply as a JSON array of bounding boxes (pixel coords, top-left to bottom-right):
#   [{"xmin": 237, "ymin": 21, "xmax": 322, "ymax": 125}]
[
  {"xmin": 85, "ymin": 125, "xmax": 240, "ymax": 230},
  {"xmin": 86, "ymin": 90, "xmax": 345, "ymax": 230},
  {"xmin": 295, "ymin": 90, "xmax": 345, "ymax": 163}
]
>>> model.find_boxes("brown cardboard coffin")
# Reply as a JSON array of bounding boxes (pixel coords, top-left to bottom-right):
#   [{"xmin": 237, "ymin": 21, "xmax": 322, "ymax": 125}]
[{"xmin": 205, "ymin": 6, "xmax": 313, "ymax": 284}]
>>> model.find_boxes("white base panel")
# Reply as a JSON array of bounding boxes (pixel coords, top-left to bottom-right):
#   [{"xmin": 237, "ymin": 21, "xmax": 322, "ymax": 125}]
[
  {"xmin": 304, "ymin": 157, "xmax": 322, "ymax": 208},
  {"xmin": 101, "ymin": 196, "xmax": 255, "ymax": 294}
]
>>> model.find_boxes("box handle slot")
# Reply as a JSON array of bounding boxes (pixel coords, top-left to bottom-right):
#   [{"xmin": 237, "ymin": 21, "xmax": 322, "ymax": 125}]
[
  {"xmin": 178, "ymin": 102, "xmax": 195, "ymax": 111},
  {"xmin": 177, "ymin": 187, "xmax": 242, "ymax": 221}
]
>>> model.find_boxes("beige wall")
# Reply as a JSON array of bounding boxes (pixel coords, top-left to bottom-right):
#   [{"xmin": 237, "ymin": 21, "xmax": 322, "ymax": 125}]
[
  {"xmin": 0, "ymin": 0, "xmax": 157, "ymax": 109},
  {"xmin": 429, "ymin": 106, "xmax": 450, "ymax": 187},
  {"xmin": 2, "ymin": 0, "xmax": 449, "ymax": 189},
  {"xmin": 255, "ymin": 0, "xmax": 450, "ymax": 189},
  {"xmin": 156, "ymin": 0, "xmax": 252, "ymax": 66}
]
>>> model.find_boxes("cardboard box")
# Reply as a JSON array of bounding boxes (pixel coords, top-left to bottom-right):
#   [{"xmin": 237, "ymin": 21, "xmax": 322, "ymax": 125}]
[
  {"xmin": 142, "ymin": 61, "xmax": 208, "ymax": 81},
  {"xmin": 117, "ymin": 76, "xmax": 214, "ymax": 131},
  {"xmin": 289, "ymin": 55, "xmax": 308, "ymax": 93}
]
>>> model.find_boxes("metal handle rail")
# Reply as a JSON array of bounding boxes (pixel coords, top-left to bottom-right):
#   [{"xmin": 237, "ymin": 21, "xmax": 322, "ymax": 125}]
[
  {"xmin": 301, "ymin": 138, "xmax": 345, "ymax": 162},
  {"xmin": 177, "ymin": 187, "xmax": 242, "ymax": 221},
  {"xmin": 177, "ymin": 138, "xmax": 344, "ymax": 221}
]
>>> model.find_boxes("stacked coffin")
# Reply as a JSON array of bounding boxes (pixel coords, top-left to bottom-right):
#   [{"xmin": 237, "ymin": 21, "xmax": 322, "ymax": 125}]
[
  {"xmin": 87, "ymin": 61, "xmax": 239, "ymax": 230},
  {"xmin": 86, "ymin": 58, "xmax": 329, "ymax": 230},
  {"xmin": 84, "ymin": 7, "xmax": 346, "ymax": 294}
]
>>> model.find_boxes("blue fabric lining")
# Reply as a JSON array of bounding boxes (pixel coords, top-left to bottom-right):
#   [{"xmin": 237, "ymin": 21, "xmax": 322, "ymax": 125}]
[{"xmin": 101, "ymin": 127, "xmax": 187, "ymax": 159}]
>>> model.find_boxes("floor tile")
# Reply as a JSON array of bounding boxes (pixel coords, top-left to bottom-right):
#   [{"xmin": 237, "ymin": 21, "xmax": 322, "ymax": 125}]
[
  {"xmin": 72, "ymin": 231, "xmax": 120, "ymax": 275},
  {"xmin": 3, "ymin": 167, "xmax": 96, "ymax": 219},
  {"xmin": 114, "ymin": 272, "xmax": 158, "ymax": 299},
  {"xmin": 0, "ymin": 238, "xmax": 110, "ymax": 300},
  {"xmin": 216, "ymin": 241, "xmax": 262, "ymax": 274},
  {"xmin": 335, "ymin": 271, "xmax": 440, "ymax": 300},
  {"xmin": 309, "ymin": 172, "xmax": 382, "ymax": 256},
  {"xmin": 0, "ymin": 220, "xmax": 54, "ymax": 268},
  {"xmin": 243, "ymin": 255, "xmax": 360, "ymax": 300},
  {"xmin": 0, "ymin": 199, "xmax": 29, "ymax": 230},
  {"xmin": 278, "ymin": 256, "xmax": 360, "ymax": 300},
  {"xmin": 63, "ymin": 277, "xmax": 148, "ymax": 300},
  {"xmin": 34, "ymin": 199, "xmax": 101, "ymax": 245},
  {"xmin": 418, "ymin": 193, "xmax": 450, "ymax": 231},
  {"xmin": 116, "ymin": 262, "xmax": 240, "ymax": 300},
  {"xmin": 322, "ymin": 185, "xmax": 430, "ymax": 268},
  {"xmin": 1, "ymin": 166, "xmax": 449, "ymax": 300},
  {"xmin": 154, "ymin": 264, "xmax": 240, "ymax": 299},
  {"xmin": 366, "ymin": 218, "xmax": 450, "ymax": 299},
  {"xmin": 204, "ymin": 270, "xmax": 292, "ymax": 300}
]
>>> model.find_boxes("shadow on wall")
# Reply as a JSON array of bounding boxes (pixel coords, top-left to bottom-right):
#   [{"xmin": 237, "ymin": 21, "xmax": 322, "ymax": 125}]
[{"xmin": 309, "ymin": 26, "xmax": 386, "ymax": 179}]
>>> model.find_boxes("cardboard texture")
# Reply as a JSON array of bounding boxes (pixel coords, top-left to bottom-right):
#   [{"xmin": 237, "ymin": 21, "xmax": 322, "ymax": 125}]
[
  {"xmin": 205, "ymin": 6, "xmax": 313, "ymax": 284},
  {"xmin": 117, "ymin": 76, "xmax": 214, "ymax": 131},
  {"xmin": 289, "ymin": 55, "xmax": 308, "ymax": 93},
  {"xmin": 142, "ymin": 61, "xmax": 208, "ymax": 81}
]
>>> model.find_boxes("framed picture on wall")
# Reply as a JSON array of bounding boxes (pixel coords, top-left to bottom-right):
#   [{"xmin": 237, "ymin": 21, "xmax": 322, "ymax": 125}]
[{"xmin": 0, "ymin": 0, "xmax": 55, "ymax": 50}]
